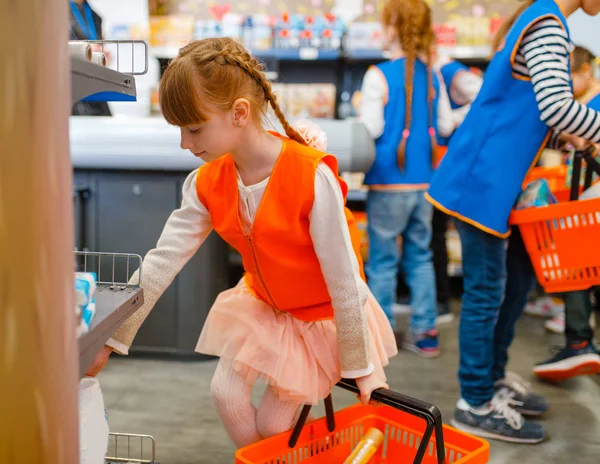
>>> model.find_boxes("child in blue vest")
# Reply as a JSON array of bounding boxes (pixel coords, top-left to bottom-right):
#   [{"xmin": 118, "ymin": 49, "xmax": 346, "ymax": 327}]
[
  {"xmin": 534, "ymin": 46, "xmax": 600, "ymax": 382},
  {"xmin": 428, "ymin": 0, "xmax": 600, "ymax": 443},
  {"xmin": 359, "ymin": 0, "xmax": 453, "ymax": 357},
  {"xmin": 432, "ymin": 56, "xmax": 482, "ymax": 322}
]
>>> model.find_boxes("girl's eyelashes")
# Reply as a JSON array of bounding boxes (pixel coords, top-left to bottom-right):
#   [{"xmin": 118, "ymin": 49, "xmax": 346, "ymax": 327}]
[{"xmin": 188, "ymin": 127, "xmax": 201, "ymax": 134}]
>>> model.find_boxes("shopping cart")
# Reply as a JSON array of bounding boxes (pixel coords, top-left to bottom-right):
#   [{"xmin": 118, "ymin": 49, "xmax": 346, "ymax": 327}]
[
  {"xmin": 235, "ymin": 379, "xmax": 490, "ymax": 464},
  {"xmin": 105, "ymin": 432, "xmax": 158, "ymax": 464},
  {"xmin": 511, "ymin": 146, "xmax": 600, "ymax": 293}
]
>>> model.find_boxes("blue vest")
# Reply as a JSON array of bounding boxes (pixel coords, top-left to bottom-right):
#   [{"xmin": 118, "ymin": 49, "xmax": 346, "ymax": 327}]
[
  {"xmin": 440, "ymin": 60, "xmax": 470, "ymax": 110},
  {"xmin": 587, "ymin": 91, "xmax": 600, "ymax": 111},
  {"xmin": 364, "ymin": 58, "xmax": 440, "ymax": 186},
  {"xmin": 427, "ymin": 0, "xmax": 569, "ymax": 237}
]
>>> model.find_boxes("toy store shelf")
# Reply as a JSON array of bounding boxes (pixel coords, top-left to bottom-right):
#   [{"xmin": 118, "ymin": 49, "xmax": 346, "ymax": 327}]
[
  {"xmin": 251, "ymin": 48, "xmax": 341, "ymax": 61},
  {"xmin": 438, "ymin": 45, "xmax": 490, "ymax": 60},
  {"xmin": 343, "ymin": 49, "xmax": 391, "ymax": 61},
  {"xmin": 344, "ymin": 46, "xmax": 490, "ymax": 62},
  {"xmin": 151, "ymin": 46, "xmax": 180, "ymax": 59},
  {"xmin": 151, "ymin": 46, "xmax": 340, "ymax": 61},
  {"xmin": 78, "ymin": 286, "xmax": 144, "ymax": 378},
  {"xmin": 71, "ymin": 56, "xmax": 137, "ymax": 104}
]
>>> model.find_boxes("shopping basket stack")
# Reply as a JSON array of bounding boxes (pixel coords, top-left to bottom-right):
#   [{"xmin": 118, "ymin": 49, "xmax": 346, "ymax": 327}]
[
  {"xmin": 511, "ymin": 147, "xmax": 600, "ymax": 293},
  {"xmin": 235, "ymin": 379, "xmax": 490, "ymax": 464}
]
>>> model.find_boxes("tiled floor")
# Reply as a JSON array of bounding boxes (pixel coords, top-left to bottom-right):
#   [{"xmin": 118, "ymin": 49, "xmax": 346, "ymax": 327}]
[{"xmin": 99, "ymin": 312, "xmax": 600, "ymax": 464}]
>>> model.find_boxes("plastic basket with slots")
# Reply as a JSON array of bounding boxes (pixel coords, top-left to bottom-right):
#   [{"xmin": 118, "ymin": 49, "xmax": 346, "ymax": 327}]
[{"xmin": 235, "ymin": 379, "xmax": 489, "ymax": 464}]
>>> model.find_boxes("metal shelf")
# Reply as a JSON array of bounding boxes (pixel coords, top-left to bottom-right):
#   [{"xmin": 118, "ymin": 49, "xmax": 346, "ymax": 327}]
[
  {"xmin": 71, "ymin": 56, "xmax": 137, "ymax": 104},
  {"xmin": 75, "ymin": 251, "xmax": 144, "ymax": 378},
  {"xmin": 79, "ymin": 285, "xmax": 144, "ymax": 378}
]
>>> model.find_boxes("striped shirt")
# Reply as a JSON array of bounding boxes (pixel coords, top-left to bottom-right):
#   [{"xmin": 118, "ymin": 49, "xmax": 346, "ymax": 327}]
[{"xmin": 513, "ymin": 18, "xmax": 600, "ymax": 147}]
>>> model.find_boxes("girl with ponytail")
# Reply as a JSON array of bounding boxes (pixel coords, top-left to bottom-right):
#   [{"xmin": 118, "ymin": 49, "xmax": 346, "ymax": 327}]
[
  {"xmin": 85, "ymin": 37, "xmax": 398, "ymax": 448},
  {"xmin": 359, "ymin": 0, "xmax": 453, "ymax": 356}
]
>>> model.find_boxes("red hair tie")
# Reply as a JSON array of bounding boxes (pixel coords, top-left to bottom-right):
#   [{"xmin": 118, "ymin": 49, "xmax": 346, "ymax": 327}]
[{"xmin": 402, "ymin": 129, "xmax": 410, "ymax": 138}]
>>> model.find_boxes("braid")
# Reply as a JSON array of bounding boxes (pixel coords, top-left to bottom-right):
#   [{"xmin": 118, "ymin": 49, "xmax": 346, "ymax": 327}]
[
  {"xmin": 425, "ymin": 31, "xmax": 438, "ymax": 167},
  {"xmin": 383, "ymin": 0, "xmax": 436, "ymax": 173},
  {"xmin": 397, "ymin": 1, "xmax": 419, "ymax": 172},
  {"xmin": 214, "ymin": 40, "xmax": 306, "ymax": 146},
  {"xmin": 163, "ymin": 37, "xmax": 306, "ymax": 145}
]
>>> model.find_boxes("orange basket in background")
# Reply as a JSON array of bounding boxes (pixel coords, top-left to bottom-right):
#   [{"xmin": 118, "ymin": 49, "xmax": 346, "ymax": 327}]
[
  {"xmin": 524, "ymin": 165, "xmax": 567, "ymax": 191},
  {"xmin": 510, "ymin": 147, "xmax": 600, "ymax": 293},
  {"xmin": 235, "ymin": 380, "xmax": 490, "ymax": 464}
]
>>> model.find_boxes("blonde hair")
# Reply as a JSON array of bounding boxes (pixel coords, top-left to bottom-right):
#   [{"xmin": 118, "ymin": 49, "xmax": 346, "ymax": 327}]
[
  {"xmin": 490, "ymin": 0, "xmax": 534, "ymax": 52},
  {"xmin": 382, "ymin": 0, "xmax": 437, "ymax": 171},
  {"xmin": 159, "ymin": 37, "xmax": 306, "ymax": 145}
]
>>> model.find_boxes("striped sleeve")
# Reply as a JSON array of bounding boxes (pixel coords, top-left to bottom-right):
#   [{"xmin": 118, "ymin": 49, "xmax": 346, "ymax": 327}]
[{"xmin": 516, "ymin": 18, "xmax": 600, "ymax": 143}]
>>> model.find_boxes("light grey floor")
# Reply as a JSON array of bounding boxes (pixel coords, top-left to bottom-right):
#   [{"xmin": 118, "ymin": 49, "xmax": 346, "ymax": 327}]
[{"xmin": 99, "ymin": 312, "xmax": 600, "ymax": 464}]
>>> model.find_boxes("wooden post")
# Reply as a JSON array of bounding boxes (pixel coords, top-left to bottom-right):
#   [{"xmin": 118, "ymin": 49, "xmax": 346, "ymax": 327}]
[{"xmin": 0, "ymin": 1, "xmax": 79, "ymax": 463}]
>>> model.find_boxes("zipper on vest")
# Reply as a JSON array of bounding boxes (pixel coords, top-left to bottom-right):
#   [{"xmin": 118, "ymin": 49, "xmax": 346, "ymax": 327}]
[{"xmin": 247, "ymin": 235, "xmax": 279, "ymax": 309}]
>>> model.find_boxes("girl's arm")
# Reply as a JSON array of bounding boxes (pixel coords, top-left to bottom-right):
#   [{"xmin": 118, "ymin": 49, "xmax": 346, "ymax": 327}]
[
  {"xmin": 107, "ymin": 169, "xmax": 213, "ymax": 354},
  {"xmin": 520, "ymin": 18, "xmax": 600, "ymax": 142},
  {"xmin": 309, "ymin": 162, "xmax": 373, "ymax": 379},
  {"xmin": 449, "ymin": 71, "xmax": 482, "ymax": 128},
  {"xmin": 436, "ymin": 76, "xmax": 454, "ymax": 137},
  {"xmin": 359, "ymin": 66, "xmax": 387, "ymax": 140}
]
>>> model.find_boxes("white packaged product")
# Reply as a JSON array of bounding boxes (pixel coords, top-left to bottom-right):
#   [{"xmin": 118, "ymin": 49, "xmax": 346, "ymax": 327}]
[{"xmin": 79, "ymin": 377, "xmax": 109, "ymax": 464}]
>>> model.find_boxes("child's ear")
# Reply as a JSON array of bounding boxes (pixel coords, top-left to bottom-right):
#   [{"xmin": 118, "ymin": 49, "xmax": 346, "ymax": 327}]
[
  {"xmin": 581, "ymin": 62, "xmax": 593, "ymax": 76},
  {"xmin": 232, "ymin": 98, "xmax": 251, "ymax": 127}
]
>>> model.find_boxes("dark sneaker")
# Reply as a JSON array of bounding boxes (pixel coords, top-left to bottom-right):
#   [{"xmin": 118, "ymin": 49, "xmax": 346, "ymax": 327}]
[
  {"xmin": 533, "ymin": 341, "xmax": 600, "ymax": 382},
  {"xmin": 402, "ymin": 330, "xmax": 440, "ymax": 358},
  {"xmin": 436, "ymin": 303, "xmax": 455, "ymax": 324},
  {"xmin": 451, "ymin": 394, "xmax": 546, "ymax": 444},
  {"xmin": 494, "ymin": 371, "xmax": 549, "ymax": 416}
]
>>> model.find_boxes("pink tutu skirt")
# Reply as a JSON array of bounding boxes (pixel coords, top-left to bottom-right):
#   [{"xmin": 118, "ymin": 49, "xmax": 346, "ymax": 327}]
[{"xmin": 196, "ymin": 279, "xmax": 398, "ymax": 405}]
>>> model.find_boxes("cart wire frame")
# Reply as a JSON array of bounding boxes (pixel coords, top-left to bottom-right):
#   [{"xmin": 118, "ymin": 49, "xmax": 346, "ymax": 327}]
[
  {"xmin": 105, "ymin": 432, "xmax": 157, "ymax": 464},
  {"xmin": 74, "ymin": 250, "xmax": 143, "ymax": 288}
]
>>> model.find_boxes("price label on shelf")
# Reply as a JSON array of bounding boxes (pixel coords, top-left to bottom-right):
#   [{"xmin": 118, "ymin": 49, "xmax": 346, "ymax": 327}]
[{"xmin": 299, "ymin": 47, "xmax": 319, "ymax": 60}]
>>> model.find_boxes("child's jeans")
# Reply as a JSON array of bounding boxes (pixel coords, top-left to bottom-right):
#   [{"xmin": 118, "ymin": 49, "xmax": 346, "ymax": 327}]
[
  {"xmin": 365, "ymin": 190, "xmax": 436, "ymax": 335},
  {"xmin": 456, "ymin": 221, "xmax": 537, "ymax": 407}
]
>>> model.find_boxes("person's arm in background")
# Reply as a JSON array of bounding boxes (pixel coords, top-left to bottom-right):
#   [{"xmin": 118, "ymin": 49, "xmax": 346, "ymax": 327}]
[
  {"xmin": 449, "ymin": 71, "xmax": 483, "ymax": 128},
  {"xmin": 519, "ymin": 18, "xmax": 600, "ymax": 148},
  {"xmin": 359, "ymin": 66, "xmax": 387, "ymax": 139},
  {"xmin": 436, "ymin": 76, "xmax": 454, "ymax": 138}
]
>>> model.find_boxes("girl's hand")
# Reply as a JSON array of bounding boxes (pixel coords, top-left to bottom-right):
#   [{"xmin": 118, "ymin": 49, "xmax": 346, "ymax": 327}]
[
  {"xmin": 355, "ymin": 373, "xmax": 388, "ymax": 405},
  {"xmin": 560, "ymin": 133, "xmax": 588, "ymax": 151},
  {"xmin": 85, "ymin": 345, "xmax": 113, "ymax": 377}
]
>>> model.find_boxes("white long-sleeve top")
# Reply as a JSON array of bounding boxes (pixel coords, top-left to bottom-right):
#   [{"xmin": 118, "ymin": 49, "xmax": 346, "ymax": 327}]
[
  {"xmin": 108, "ymin": 162, "xmax": 374, "ymax": 379},
  {"xmin": 359, "ymin": 64, "xmax": 454, "ymax": 141}
]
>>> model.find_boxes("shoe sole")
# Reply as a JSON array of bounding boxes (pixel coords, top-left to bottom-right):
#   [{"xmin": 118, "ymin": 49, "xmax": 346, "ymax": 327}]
[
  {"xmin": 402, "ymin": 343, "xmax": 441, "ymax": 358},
  {"xmin": 544, "ymin": 324, "xmax": 564, "ymax": 334},
  {"xmin": 533, "ymin": 354, "xmax": 600, "ymax": 381},
  {"xmin": 437, "ymin": 314, "xmax": 455, "ymax": 324},
  {"xmin": 450, "ymin": 419, "xmax": 545, "ymax": 444}
]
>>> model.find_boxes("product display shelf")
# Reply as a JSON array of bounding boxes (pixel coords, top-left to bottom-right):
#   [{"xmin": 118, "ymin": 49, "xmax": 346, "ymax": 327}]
[
  {"xmin": 151, "ymin": 45, "xmax": 489, "ymax": 62},
  {"xmin": 72, "ymin": 42, "xmax": 149, "ymax": 377},
  {"xmin": 71, "ymin": 39, "xmax": 148, "ymax": 104},
  {"xmin": 77, "ymin": 251, "xmax": 145, "ymax": 378}
]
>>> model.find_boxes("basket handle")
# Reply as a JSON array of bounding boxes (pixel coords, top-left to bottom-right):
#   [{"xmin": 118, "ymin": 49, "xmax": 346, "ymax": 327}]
[
  {"xmin": 288, "ymin": 379, "xmax": 447, "ymax": 464},
  {"xmin": 569, "ymin": 146, "xmax": 600, "ymax": 201}
]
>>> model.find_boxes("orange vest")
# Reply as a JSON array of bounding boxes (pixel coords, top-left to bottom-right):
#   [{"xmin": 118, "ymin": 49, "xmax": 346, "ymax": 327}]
[{"xmin": 196, "ymin": 135, "xmax": 365, "ymax": 321}]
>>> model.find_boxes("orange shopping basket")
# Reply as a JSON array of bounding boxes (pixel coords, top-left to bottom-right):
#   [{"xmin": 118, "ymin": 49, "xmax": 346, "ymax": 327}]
[
  {"xmin": 510, "ymin": 146, "xmax": 600, "ymax": 293},
  {"xmin": 524, "ymin": 165, "xmax": 568, "ymax": 192},
  {"xmin": 235, "ymin": 379, "xmax": 490, "ymax": 464}
]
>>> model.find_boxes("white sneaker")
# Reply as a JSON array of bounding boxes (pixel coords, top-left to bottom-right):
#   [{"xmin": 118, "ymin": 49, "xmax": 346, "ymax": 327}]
[
  {"xmin": 544, "ymin": 312, "xmax": 565, "ymax": 334},
  {"xmin": 524, "ymin": 296, "xmax": 564, "ymax": 318}
]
